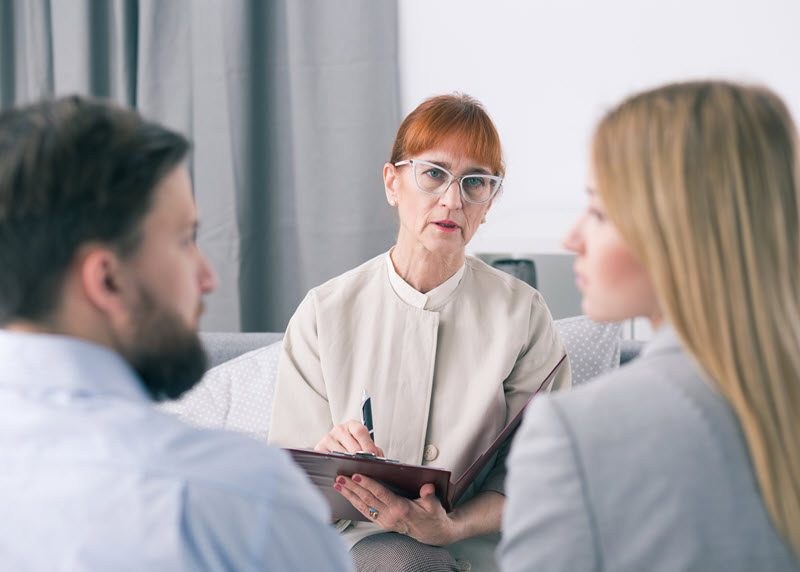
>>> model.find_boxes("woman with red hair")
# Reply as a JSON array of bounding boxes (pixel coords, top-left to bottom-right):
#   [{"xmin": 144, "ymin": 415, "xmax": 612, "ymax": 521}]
[{"xmin": 269, "ymin": 93, "xmax": 570, "ymax": 571}]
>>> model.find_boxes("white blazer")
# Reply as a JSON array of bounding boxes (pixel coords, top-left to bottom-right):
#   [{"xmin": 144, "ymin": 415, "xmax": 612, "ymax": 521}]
[{"xmin": 269, "ymin": 252, "xmax": 570, "ymax": 571}]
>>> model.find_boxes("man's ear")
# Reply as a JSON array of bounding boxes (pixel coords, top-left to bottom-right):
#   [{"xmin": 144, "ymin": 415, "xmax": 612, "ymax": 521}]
[{"xmin": 78, "ymin": 246, "xmax": 131, "ymax": 318}]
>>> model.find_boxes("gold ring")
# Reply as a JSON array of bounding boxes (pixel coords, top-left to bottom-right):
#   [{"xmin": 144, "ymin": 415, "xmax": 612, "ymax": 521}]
[{"xmin": 368, "ymin": 507, "xmax": 379, "ymax": 519}]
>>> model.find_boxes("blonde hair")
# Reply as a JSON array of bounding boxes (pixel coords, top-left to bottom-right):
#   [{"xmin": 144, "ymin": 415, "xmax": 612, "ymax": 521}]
[{"xmin": 593, "ymin": 81, "xmax": 800, "ymax": 559}]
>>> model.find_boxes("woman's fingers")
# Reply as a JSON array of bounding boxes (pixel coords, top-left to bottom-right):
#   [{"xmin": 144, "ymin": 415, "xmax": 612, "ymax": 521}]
[
  {"xmin": 413, "ymin": 483, "xmax": 441, "ymax": 511},
  {"xmin": 335, "ymin": 474, "xmax": 456, "ymax": 545},
  {"xmin": 334, "ymin": 475, "xmax": 410, "ymax": 534},
  {"xmin": 314, "ymin": 419, "xmax": 378, "ymax": 453},
  {"xmin": 335, "ymin": 476, "xmax": 387, "ymax": 525},
  {"xmin": 314, "ymin": 430, "xmax": 357, "ymax": 453},
  {"xmin": 343, "ymin": 420, "xmax": 381, "ymax": 454},
  {"xmin": 335, "ymin": 478, "xmax": 379, "ymax": 517}
]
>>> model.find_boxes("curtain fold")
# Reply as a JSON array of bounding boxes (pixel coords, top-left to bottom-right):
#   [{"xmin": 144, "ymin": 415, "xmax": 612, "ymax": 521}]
[{"xmin": 0, "ymin": 0, "xmax": 400, "ymax": 331}]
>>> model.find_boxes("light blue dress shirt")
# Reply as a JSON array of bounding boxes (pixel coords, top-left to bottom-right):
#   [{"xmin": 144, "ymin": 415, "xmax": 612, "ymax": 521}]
[{"xmin": 0, "ymin": 330, "xmax": 354, "ymax": 571}]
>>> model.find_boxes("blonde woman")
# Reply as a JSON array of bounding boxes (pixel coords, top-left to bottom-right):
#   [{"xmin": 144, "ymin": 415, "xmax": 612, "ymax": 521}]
[{"xmin": 499, "ymin": 81, "xmax": 800, "ymax": 571}]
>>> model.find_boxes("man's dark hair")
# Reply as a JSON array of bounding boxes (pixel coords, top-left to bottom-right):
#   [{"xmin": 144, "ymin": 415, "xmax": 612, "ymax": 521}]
[{"xmin": 0, "ymin": 95, "xmax": 190, "ymax": 325}]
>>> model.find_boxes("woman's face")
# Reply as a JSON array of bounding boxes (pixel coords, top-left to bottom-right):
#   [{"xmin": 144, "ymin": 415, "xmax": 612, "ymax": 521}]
[
  {"xmin": 384, "ymin": 147, "xmax": 494, "ymax": 258},
  {"xmin": 562, "ymin": 168, "xmax": 661, "ymax": 323}
]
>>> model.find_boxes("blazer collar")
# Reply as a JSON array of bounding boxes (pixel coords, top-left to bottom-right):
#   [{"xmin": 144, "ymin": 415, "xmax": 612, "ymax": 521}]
[{"xmin": 640, "ymin": 322, "xmax": 684, "ymax": 359}]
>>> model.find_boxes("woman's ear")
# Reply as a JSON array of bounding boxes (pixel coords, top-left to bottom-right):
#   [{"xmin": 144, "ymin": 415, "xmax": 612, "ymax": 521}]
[{"xmin": 384, "ymin": 162, "xmax": 398, "ymax": 206}]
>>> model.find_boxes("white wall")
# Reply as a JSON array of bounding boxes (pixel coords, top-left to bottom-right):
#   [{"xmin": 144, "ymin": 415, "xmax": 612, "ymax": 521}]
[{"xmin": 397, "ymin": 0, "xmax": 800, "ymax": 256}]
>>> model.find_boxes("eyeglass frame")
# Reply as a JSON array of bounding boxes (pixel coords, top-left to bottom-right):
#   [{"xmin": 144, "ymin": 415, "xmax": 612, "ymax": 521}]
[{"xmin": 393, "ymin": 159, "xmax": 503, "ymax": 205}]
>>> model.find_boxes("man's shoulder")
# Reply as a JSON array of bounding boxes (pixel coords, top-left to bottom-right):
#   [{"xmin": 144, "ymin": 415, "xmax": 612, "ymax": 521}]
[
  {"xmin": 120, "ymin": 411, "xmax": 351, "ymax": 570},
  {"xmin": 139, "ymin": 408, "xmax": 310, "ymax": 503}
]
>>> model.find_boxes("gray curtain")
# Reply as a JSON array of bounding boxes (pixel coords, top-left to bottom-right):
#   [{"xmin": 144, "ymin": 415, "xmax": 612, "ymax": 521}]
[{"xmin": 0, "ymin": 0, "xmax": 400, "ymax": 331}]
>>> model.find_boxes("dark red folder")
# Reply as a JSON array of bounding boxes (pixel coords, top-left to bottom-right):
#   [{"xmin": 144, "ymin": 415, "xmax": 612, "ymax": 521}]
[{"xmin": 286, "ymin": 354, "xmax": 566, "ymax": 521}]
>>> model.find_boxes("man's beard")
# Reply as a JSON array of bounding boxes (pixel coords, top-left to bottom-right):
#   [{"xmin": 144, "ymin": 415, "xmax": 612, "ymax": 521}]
[{"xmin": 124, "ymin": 286, "xmax": 208, "ymax": 402}]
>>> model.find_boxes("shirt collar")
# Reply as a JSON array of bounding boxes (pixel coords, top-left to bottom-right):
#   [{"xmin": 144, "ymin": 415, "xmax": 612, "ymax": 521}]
[
  {"xmin": 385, "ymin": 249, "xmax": 465, "ymax": 309},
  {"xmin": 0, "ymin": 329, "xmax": 150, "ymax": 402}
]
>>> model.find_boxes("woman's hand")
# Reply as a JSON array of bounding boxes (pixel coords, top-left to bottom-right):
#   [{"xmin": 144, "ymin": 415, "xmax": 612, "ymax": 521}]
[
  {"xmin": 334, "ymin": 475, "xmax": 461, "ymax": 546},
  {"xmin": 314, "ymin": 419, "xmax": 384, "ymax": 457}
]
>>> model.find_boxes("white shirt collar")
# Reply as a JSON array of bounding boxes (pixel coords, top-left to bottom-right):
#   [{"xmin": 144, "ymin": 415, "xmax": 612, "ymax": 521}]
[{"xmin": 385, "ymin": 249, "xmax": 466, "ymax": 310}]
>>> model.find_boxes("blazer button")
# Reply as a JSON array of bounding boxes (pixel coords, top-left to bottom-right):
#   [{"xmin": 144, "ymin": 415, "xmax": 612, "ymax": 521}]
[
  {"xmin": 423, "ymin": 444, "xmax": 439, "ymax": 461},
  {"xmin": 457, "ymin": 559, "xmax": 471, "ymax": 571}
]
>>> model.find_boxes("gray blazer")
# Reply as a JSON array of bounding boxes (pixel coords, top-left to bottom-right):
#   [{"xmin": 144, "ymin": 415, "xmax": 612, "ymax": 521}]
[{"xmin": 498, "ymin": 325, "xmax": 799, "ymax": 571}]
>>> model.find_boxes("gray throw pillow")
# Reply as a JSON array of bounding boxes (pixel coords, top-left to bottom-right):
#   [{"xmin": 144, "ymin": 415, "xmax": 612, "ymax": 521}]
[
  {"xmin": 554, "ymin": 316, "xmax": 622, "ymax": 385},
  {"xmin": 159, "ymin": 340, "xmax": 282, "ymax": 441}
]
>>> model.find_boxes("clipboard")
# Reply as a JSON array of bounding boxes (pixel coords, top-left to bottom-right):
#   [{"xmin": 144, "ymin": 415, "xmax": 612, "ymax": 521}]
[{"xmin": 286, "ymin": 354, "xmax": 566, "ymax": 521}]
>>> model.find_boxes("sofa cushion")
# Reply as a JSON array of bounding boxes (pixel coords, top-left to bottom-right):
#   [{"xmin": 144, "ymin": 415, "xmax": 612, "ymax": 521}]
[
  {"xmin": 555, "ymin": 316, "xmax": 622, "ymax": 385},
  {"xmin": 160, "ymin": 341, "xmax": 282, "ymax": 440}
]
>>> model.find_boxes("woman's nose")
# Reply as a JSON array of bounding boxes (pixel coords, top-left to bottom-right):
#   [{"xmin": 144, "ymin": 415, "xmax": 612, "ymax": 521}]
[
  {"xmin": 439, "ymin": 179, "xmax": 463, "ymax": 209},
  {"xmin": 562, "ymin": 217, "xmax": 585, "ymax": 254}
]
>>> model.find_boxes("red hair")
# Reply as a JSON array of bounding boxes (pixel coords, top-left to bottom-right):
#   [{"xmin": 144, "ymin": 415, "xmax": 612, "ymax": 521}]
[{"xmin": 390, "ymin": 93, "xmax": 505, "ymax": 177}]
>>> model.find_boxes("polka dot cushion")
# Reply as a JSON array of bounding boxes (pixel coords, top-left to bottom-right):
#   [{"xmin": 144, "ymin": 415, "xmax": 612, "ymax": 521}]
[
  {"xmin": 554, "ymin": 315, "xmax": 622, "ymax": 385},
  {"xmin": 159, "ymin": 341, "xmax": 281, "ymax": 441}
]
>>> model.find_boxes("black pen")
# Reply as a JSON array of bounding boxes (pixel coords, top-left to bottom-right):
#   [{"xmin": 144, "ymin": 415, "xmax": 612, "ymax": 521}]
[{"xmin": 360, "ymin": 388, "xmax": 374, "ymax": 443}]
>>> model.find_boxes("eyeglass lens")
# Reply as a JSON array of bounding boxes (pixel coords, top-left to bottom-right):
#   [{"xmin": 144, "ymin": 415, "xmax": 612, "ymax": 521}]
[{"xmin": 412, "ymin": 161, "xmax": 499, "ymax": 203}]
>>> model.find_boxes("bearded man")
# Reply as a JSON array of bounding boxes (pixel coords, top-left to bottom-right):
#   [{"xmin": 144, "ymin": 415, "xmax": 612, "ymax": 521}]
[{"xmin": 0, "ymin": 96, "xmax": 352, "ymax": 571}]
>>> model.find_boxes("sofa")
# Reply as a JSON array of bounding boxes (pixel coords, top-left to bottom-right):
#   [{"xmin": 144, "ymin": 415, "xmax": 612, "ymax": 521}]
[{"xmin": 162, "ymin": 316, "xmax": 644, "ymax": 439}]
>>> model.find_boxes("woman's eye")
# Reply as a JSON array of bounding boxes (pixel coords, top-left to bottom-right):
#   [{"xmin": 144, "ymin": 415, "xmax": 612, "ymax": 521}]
[
  {"xmin": 588, "ymin": 207, "xmax": 606, "ymax": 222},
  {"xmin": 464, "ymin": 176, "xmax": 486, "ymax": 189},
  {"xmin": 424, "ymin": 169, "xmax": 443, "ymax": 180}
]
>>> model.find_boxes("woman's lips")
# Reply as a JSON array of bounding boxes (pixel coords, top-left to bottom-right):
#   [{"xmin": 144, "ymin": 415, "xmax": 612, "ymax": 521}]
[
  {"xmin": 433, "ymin": 220, "xmax": 460, "ymax": 232},
  {"xmin": 573, "ymin": 269, "xmax": 587, "ymax": 290}
]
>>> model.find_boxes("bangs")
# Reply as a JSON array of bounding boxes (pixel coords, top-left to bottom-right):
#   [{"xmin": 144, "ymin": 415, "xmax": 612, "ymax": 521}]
[{"xmin": 391, "ymin": 94, "xmax": 505, "ymax": 177}]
